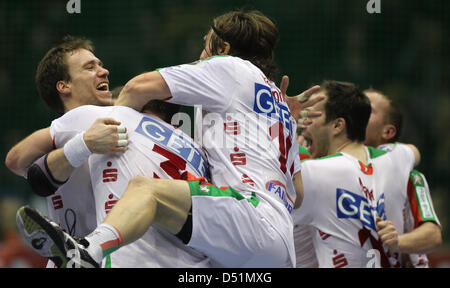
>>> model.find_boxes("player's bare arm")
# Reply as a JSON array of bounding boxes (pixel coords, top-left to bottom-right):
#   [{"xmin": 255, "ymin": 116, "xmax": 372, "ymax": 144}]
[
  {"xmin": 5, "ymin": 128, "xmax": 53, "ymax": 177},
  {"xmin": 398, "ymin": 222, "xmax": 442, "ymax": 254},
  {"xmin": 46, "ymin": 117, "xmax": 128, "ymax": 182},
  {"xmin": 293, "ymin": 171, "xmax": 304, "ymax": 209},
  {"xmin": 115, "ymin": 71, "xmax": 171, "ymax": 111}
]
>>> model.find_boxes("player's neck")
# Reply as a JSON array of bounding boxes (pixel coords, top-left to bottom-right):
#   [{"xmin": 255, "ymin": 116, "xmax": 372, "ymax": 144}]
[{"xmin": 333, "ymin": 140, "xmax": 368, "ymax": 164}]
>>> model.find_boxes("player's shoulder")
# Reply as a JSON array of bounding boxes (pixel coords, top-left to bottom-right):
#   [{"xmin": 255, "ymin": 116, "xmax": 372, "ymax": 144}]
[
  {"xmin": 375, "ymin": 142, "xmax": 415, "ymax": 165},
  {"xmin": 301, "ymin": 152, "xmax": 345, "ymax": 166},
  {"xmin": 201, "ymin": 55, "xmax": 256, "ymax": 72},
  {"xmin": 54, "ymin": 105, "xmax": 106, "ymax": 124},
  {"xmin": 376, "ymin": 142, "xmax": 411, "ymax": 154}
]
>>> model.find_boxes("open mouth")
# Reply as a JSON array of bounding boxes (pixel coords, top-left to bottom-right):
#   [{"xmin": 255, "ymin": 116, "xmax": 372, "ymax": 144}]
[{"xmin": 96, "ymin": 82, "xmax": 109, "ymax": 91}]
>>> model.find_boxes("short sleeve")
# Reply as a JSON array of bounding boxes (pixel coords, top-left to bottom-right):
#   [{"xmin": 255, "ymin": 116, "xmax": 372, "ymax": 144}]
[
  {"xmin": 380, "ymin": 143, "xmax": 415, "ymax": 172},
  {"xmin": 158, "ymin": 56, "xmax": 239, "ymax": 113}
]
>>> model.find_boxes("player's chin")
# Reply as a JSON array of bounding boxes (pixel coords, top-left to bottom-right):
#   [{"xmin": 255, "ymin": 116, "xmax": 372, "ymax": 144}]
[{"xmin": 96, "ymin": 90, "xmax": 113, "ymax": 104}]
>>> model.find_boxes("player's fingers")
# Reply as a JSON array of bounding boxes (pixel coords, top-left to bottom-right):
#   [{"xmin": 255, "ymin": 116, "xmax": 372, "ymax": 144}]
[
  {"xmin": 280, "ymin": 75, "xmax": 289, "ymax": 97},
  {"xmin": 376, "ymin": 222, "xmax": 386, "ymax": 231},
  {"xmin": 301, "ymin": 95, "xmax": 326, "ymax": 109},
  {"xmin": 116, "ymin": 139, "xmax": 128, "ymax": 147},
  {"xmin": 100, "ymin": 118, "xmax": 122, "ymax": 126},
  {"xmin": 299, "ymin": 110, "xmax": 309, "ymax": 118},
  {"xmin": 298, "ymin": 118, "xmax": 312, "ymax": 126},
  {"xmin": 305, "ymin": 85, "xmax": 321, "ymax": 96},
  {"xmin": 116, "ymin": 125, "xmax": 127, "ymax": 133},
  {"xmin": 297, "ymin": 85, "xmax": 321, "ymax": 103},
  {"xmin": 306, "ymin": 111, "xmax": 322, "ymax": 118},
  {"xmin": 117, "ymin": 132, "xmax": 128, "ymax": 141}
]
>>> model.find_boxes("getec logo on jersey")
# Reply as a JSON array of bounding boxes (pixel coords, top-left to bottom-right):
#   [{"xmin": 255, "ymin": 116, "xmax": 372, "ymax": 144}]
[
  {"xmin": 336, "ymin": 189, "xmax": 386, "ymax": 231},
  {"xmin": 135, "ymin": 116, "xmax": 208, "ymax": 177},
  {"xmin": 253, "ymin": 83, "xmax": 294, "ymax": 137}
]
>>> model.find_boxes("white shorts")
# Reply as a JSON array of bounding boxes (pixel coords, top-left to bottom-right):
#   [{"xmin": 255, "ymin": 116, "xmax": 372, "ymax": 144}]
[{"xmin": 186, "ymin": 180, "xmax": 292, "ymax": 268}]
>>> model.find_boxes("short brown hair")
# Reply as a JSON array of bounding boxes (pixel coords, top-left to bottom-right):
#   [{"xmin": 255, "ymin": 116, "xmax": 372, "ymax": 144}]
[
  {"xmin": 322, "ymin": 80, "xmax": 371, "ymax": 142},
  {"xmin": 210, "ymin": 10, "xmax": 279, "ymax": 81},
  {"xmin": 35, "ymin": 36, "xmax": 94, "ymax": 114}
]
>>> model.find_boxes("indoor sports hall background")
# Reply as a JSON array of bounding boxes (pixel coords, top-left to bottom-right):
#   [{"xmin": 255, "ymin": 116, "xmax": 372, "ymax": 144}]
[{"xmin": 0, "ymin": 0, "xmax": 448, "ymax": 267}]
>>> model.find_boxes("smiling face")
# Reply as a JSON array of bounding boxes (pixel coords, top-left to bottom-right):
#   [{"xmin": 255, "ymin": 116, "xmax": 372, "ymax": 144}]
[
  {"xmin": 301, "ymin": 92, "xmax": 335, "ymax": 158},
  {"xmin": 63, "ymin": 48, "xmax": 112, "ymax": 108}
]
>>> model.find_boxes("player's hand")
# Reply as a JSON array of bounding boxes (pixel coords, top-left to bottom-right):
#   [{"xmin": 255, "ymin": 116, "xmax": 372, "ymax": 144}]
[
  {"xmin": 281, "ymin": 75, "xmax": 325, "ymax": 129},
  {"xmin": 376, "ymin": 217, "xmax": 399, "ymax": 253},
  {"xmin": 83, "ymin": 118, "xmax": 128, "ymax": 154}
]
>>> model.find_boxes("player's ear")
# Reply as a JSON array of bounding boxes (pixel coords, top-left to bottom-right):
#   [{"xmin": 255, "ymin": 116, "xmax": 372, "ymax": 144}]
[
  {"xmin": 333, "ymin": 118, "xmax": 346, "ymax": 136},
  {"xmin": 382, "ymin": 124, "xmax": 397, "ymax": 142},
  {"xmin": 56, "ymin": 80, "xmax": 71, "ymax": 96},
  {"xmin": 218, "ymin": 41, "xmax": 231, "ymax": 55}
]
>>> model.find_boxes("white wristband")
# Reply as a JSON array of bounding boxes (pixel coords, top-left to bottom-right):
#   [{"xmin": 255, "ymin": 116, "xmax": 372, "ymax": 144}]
[{"xmin": 63, "ymin": 132, "xmax": 92, "ymax": 168}]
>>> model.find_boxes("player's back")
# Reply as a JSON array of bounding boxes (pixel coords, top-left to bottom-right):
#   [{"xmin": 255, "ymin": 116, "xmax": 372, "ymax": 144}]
[
  {"xmin": 51, "ymin": 105, "xmax": 211, "ymax": 267},
  {"xmin": 294, "ymin": 145, "xmax": 414, "ymax": 268},
  {"xmin": 159, "ymin": 56, "xmax": 301, "ymax": 258}
]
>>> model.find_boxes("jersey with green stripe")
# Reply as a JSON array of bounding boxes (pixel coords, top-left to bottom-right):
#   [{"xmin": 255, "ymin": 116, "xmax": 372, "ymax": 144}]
[
  {"xmin": 294, "ymin": 144, "xmax": 415, "ymax": 267},
  {"xmin": 377, "ymin": 143, "xmax": 440, "ymax": 267}
]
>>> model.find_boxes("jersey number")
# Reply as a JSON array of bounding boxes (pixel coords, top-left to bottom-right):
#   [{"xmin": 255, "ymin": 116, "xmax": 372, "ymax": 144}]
[
  {"xmin": 270, "ymin": 122, "xmax": 292, "ymax": 174},
  {"xmin": 152, "ymin": 144, "xmax": 187, "ymax": 179}
]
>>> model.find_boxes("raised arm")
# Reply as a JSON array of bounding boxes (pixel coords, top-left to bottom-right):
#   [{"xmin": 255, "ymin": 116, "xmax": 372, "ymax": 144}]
[
  {"xmin": 115, "ymin": 71, "xmax": 171, "ymax": 111},
  {"xmin": 5, "ymin": 128, "xmax": 53, "ymax": 177}
]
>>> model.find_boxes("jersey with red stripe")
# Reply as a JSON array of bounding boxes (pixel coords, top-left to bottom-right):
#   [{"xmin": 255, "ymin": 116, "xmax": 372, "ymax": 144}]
[
  {"xmin": 378, "ymin": 144, "xmax": 441, "ymax": 268},
  {"xmin": 403, "ymin": 170, "xmax": 440, "ymax": 268},
  {"xmin": 294, "ymin": 145, "xmax": 415, "ymax": 267},
  {"xmin": 50, "ymin": 105, "xmax": 210, "ymax": 267},
  {"xmin": 159, "ymin": 56, "xmax": 301, "ymax": 264}
]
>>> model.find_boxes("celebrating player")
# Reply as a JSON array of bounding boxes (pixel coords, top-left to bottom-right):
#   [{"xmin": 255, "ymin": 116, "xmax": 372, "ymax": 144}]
[
  {"xmin": 16, "ymin": 10, "xmax": 318, "ymax": 268},
  {"xmin": 5, "ymin": 37, "xmax": 123, "ymax": 269},
  {"xmin": 17, "ymin": 99, "xmax": 212, "ymax": 267},
  {"xmin": 364, "ymin": 88, "xmax": 442, "ymax": 267},
  {"xmin": 292, "ymin": 80, "xmax": 420, "ymax": 267}
]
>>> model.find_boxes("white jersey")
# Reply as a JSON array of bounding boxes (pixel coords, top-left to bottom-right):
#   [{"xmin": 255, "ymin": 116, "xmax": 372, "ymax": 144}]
[
  {"xmin": 378, "ymin": 144, "xmax": 441, "ymax": 268},
  {"xmin": 294, "ymin": 145, "xmax": 415, "ymax": 268},
  {"xmin": 159, "ymin": 56, "xmax": 301, "ymax": 264},
  {"xmin": 50, "ymin": 105, "xmax": 210, "ymax": 268}
]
